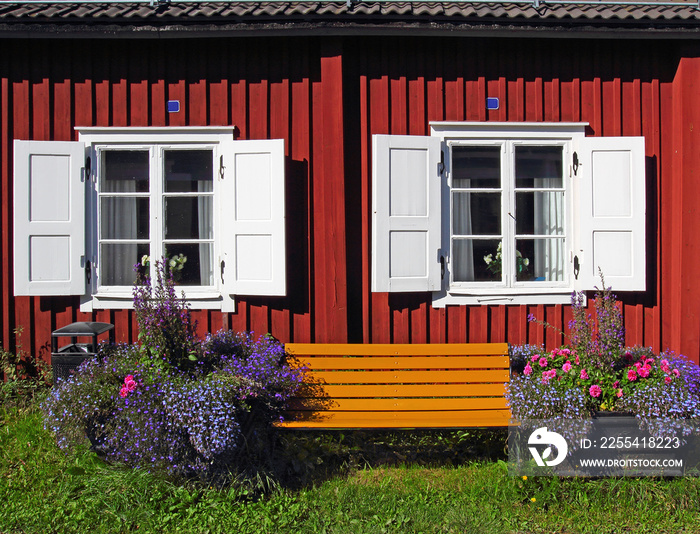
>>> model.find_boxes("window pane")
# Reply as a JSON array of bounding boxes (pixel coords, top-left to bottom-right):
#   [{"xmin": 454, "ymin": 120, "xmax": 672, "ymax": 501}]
[
  {"xmin": 515, "ymin": 146, "xmax": 563, "ymax": 188},
  {"xmin": 515, "ymin": 192, "xmax": 564, "ymax": 235},
  {"xmin": 516, "ymin": 238, "xmax": 565, "ymax": 282},
  {"xmin": 100, "ymin": 198, "xmax": 149, "ymax": 239},
  {"xmin": 100, "ymin": 243, "xmax": 149, "ymax": 286},
  {"xmin": 164, "ymin": 197, "xmax": 213, "ymax": 240},
  {"xmin": 102, "ymin": 151, "xmax": 149, "ymax": 193},
  {"xmin": 453, "ymin": 192, "xmax": 501, "ymax": 235},
  {"xmin": 164, "ymin": 243, "xmax": 213, "ymax": 286},
  {"xmin": 453, "ymin": 239, "xmax": 501, "ymax": 282},
  {"xmin": 164, "ymin": 150, "xmax": 213, "ymax": 193},
  {"xmin": 452, "ymin": 146, "xmax": 501, "ymax": 189}
]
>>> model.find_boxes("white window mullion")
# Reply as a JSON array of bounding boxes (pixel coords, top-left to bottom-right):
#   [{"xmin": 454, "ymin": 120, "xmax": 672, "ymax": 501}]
[
  {"xmin": 151, "ymin": 146, "xmax": 162, "ymax": 280},
  {"xmin": 503, "ymin": 141, "xmax": 514, "ymax": 287}
]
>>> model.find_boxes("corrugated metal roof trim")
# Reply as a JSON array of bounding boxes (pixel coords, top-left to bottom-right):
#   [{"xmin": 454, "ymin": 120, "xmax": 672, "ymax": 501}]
[{"xmin": 0, "ymin": 1, "xmax": 698, "ymax": 21}]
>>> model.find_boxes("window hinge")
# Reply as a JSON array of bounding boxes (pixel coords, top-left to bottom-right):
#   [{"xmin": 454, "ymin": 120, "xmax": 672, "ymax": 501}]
[
  {"xmin": 573, "ymin": 255, "xmax": 580, "ymax": 280},
  {"xmin": 219, "ymin": 155, "xmax": 225, "ymax": 179},
  {"xmin": 572, "ymin": 151, "xmax": 580, "ymax": 176},
  {"xmin": 438, "ymin": 150, "xmax": 445, "ymax": 176}
]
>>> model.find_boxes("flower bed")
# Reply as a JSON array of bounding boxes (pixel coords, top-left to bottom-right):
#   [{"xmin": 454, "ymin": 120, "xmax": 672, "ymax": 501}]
[
  {"xmin": 42, "ymin": 259, "xmax": 305, "ymax": 483},
  {"xmin": 507, "ymin": 272, "xmax": 700, "ymax": 435}
]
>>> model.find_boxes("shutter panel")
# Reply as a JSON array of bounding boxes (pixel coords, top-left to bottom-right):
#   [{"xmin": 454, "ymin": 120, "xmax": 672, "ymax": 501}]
[
  {"xmin": 13, "ymin": 140, "xmax": 86, "ymax": 296},
  {"xmin": 220, "ymin": 139, "xmax": 286, "ymax": 296},
  {"xmin": 574, "ymin": 136, "xmax": 646, "ymax": 291},
  {"xmin": 372, "ymin": 134, "xmax": 442, "ymax": 292}
]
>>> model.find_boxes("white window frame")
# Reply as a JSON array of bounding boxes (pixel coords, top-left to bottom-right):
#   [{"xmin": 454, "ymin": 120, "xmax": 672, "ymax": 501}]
[
  {"xmin": 439, "ymin": 127, "xmax": 575, "ymax": 305},
  {"xmin": 371, "ymin": 122, "xmax": 646, "ymax": 307},
  {"xmin": 13, "ymin": 127, "xmax": 286, "ymax": 312},
  {"xmin": 80, "ymin": 128, "xmax": 232, "ymax": 310}
]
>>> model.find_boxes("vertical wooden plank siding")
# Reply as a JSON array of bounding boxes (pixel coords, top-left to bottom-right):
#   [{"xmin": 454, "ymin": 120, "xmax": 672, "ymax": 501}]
[
  {"xmin": 0, "ymin": 35, "xmax": 698, "ymax": 364},
  {"xmin": 355, "ymin": 36, "xmax": 685, "ymax": 361}
]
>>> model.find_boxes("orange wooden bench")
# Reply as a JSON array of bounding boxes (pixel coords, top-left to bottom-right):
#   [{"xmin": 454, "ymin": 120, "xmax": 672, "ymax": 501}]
[{"xmin": 278, "ymin": 343, "xmax": 511, "ymax": 430}]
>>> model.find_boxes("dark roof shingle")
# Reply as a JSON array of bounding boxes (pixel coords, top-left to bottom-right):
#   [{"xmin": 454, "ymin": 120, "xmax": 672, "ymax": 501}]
[{"xmin": 0, "ymin": 1, "xmax": 699, "ymax": 37}]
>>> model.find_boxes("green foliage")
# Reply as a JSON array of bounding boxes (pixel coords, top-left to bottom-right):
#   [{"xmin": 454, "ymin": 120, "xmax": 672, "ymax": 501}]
[{"xmin": 0, "ymin": 326, "xmax": 51, "ymax": 407}]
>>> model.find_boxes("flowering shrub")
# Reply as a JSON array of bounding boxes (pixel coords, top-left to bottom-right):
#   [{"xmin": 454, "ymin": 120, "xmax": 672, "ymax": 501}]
[
  {"xmin": 507, "ymin": 274, "xmax": 700, "ymax": 433},
  {"xmin": 42, "ymin": 261, "xmax": 305, "ymax": 483}
]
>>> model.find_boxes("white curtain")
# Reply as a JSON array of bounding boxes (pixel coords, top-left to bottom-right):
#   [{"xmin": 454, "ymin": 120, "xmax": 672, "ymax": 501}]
[
  {"xmin": 533, "ymin": 180, "xmax": 564, "ymax": 281},
  {"xmin": 452, "ymin": 192, "xmax": 474, "ymax": 282},
  {"xmin": 102, "ymin": 181, "xmax": 138, "ymax": 286},
  {"xmin": 197, "ymin": 182, "xmax": 213, "ymax": 286}
]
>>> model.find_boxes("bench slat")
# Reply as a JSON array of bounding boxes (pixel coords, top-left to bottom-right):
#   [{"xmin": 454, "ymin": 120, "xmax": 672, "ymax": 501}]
[
  {"xmin": 278, "ymin": 409, "xmax": 511, "ymax": 429},
  {"xmin": 290, "ymin": 355, "xmax": 509, "ymax": 370},
  {"xmin": 295, "ymin": 383, "xmax": 507, "ymax": 398},
  {"xmin": 286, "ymin": 342, "xmax": 509, "ymax": 357},
  {"xmin": 288, "ymin": 397, "xmax": 508, "ymax": 411},
  {"xmin": 305, "ymin": 369, "xmax": 509, "ymax": 384}
]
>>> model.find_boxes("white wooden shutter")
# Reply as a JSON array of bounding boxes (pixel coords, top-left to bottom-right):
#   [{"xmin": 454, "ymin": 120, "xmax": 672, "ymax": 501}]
[
  {"xmin": 372, "ymin": 134, "xmax": 442, "ymax": 292},
  {"xmin": 220, "ymin": 139, "xmax": 286, "ymax": 296},
  {"xmin": 574, "ymin": 136, "xmax": 646, "ymax": 291},
  {"xmin": 13, "ymin": 140, "xmax": 86, "ymax": 296}
]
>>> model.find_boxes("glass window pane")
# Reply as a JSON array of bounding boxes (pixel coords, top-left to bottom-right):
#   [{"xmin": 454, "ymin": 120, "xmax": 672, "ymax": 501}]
[
  {"xmin": 516, "ymin": 238, "xmax": 565, "ymax": 282},
  {"xmin": 453, "ymin": 239, "xmax": 501, "ymax": 282},
  {"xmin": 453, "ymin": 192, "xmax": 501, "ymax": 236},
  {"xmin": 515, "ymin": 192, "xmax": 564, "ymax": 236},
  {"xmin": 164, "ymin": 197, "xmax": 213, "ymax": 240},
  {"xmin": 100, "ymin": 197, "xmax": 149, "ymax": 239},
  {"xmin": 100, "ymin": 243, "xmax": 149, "ymax": 286},
  {"xmin": 452, "ymin": 146, "xmax": 501, "ymax": 189},
  {"xmin": 515, "ymin": 146, "xmax": 563, "ymax": 188},
  {"xmin": 164, "ymin": 243, "xmax": 213, "ymax": 286},
  {"xmin": 102, "ymin": 151, "xmax": 149, "ymax": 193},
  {"xmin": 164, "ymin": 150, "xmax": 213, "ymax": 193}
]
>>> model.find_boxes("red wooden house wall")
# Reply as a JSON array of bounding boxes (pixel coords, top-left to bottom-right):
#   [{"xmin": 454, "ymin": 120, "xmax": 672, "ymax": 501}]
[{"xmin": 1, "ymin": 35, "xmax": 700, "ymax": 364}]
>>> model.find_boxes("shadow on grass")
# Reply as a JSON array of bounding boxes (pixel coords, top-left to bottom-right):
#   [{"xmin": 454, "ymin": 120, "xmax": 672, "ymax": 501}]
[{"xmin": 266, "ymin": 427, "xmax": 508, "ymax": 491}]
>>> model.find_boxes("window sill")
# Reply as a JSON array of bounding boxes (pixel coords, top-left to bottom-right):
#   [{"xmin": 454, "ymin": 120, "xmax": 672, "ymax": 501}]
[
  {"xmin": 80, "ymin": 291, "xmax": 235, "ymax": 312},
  {"xmin": 432, "ymin": 289, "xmax": 574, "ymax": 307}
]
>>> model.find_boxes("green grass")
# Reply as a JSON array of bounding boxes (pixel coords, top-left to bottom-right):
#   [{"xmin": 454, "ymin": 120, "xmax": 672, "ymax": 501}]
[{"xmin": 3, "ymin": 399, "xmax": 700, "ymax": 534}]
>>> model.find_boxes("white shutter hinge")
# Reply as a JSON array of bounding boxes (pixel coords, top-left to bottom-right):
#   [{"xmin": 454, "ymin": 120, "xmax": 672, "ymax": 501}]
[
  {"xmin": 219, "ymin": 155, "xmax": 225, "ymax": 179},
  {"xmin": 438, "ymin": 150, "xmax": 445, "ymax": 176}
]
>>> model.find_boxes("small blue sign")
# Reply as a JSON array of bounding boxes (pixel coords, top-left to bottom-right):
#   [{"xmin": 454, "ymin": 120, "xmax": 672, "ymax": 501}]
[
  {"xmin": 167, "ymin": 100, "xmax": 180, "ymax": 113},
  {"xmin": 486, "ymin": 97, "xmax": 500, "ymax": 110}
]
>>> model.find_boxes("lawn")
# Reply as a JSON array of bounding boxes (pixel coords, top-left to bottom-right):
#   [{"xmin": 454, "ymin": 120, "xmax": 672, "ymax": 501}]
[{"xmin": 2, "ymin": 397, "xmax": 700, "ymax": 534}]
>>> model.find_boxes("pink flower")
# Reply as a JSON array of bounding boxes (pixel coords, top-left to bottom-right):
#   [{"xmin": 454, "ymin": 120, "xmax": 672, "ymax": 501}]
[
  {"xmin": 638, "ymin": 366, "xmax": 651, "ymax": 379},
  {"xmin": 661, "ymin": 359, "xmax": 669, "ymax": 367},
  {"xmin": 541, "ymin": 370, "xmax": 557, "ymax": 384},
  {"xmin": 531, "ymin": 354, "xmax": 540, "ymax": 362},
  {"xmin": 589, "ymin": 384, "xmax": 602, "ymax": 398},
  {"xmin": 616, "ymin": 389, "xmax": 624, "ymax": 398},
  {"xmin": 575, "ymin": 355, "xmax": 580, "ymax": 365},
  {"xmin": 613, "ymin": 380, "xmax": 620, "ymax": 389},
  {"xmin": 523, "ymin": 363, "xmax": 533, "ymax": 376},
  {"xmin": 664, "ymin": 376, "xmax": 672, "ymax": 384},
  {"xmin": 538, "ymin": 357, "xmax": 548, "ymax": 368},
  {"xmin": 119, "ymin": 387, "xmax": 128, "ymax": 398},
  {"xmin": 125, "ymin": 378, "xmax": 137, "ymax": 391},
  {"xmin": 673, "ymin": 368, "xmax": 680, "ymax": 377},
  {"xmin": 125, "ymin": 374, "xmax": 134, "ymax": 382},
  {"xmin": 580, "ymin": 369, "xmax": 589, "ymax": 380},
  {"xmin": 624, "ymin": 351, "xmax": 633, "ymax": 361},
  {"xmin": 627, "ymin": 369, "xmax": 638, "ymax": 381},
  {"xmin": 562, "ymin": 361, "xmax": 572, "ymax": 373}
]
